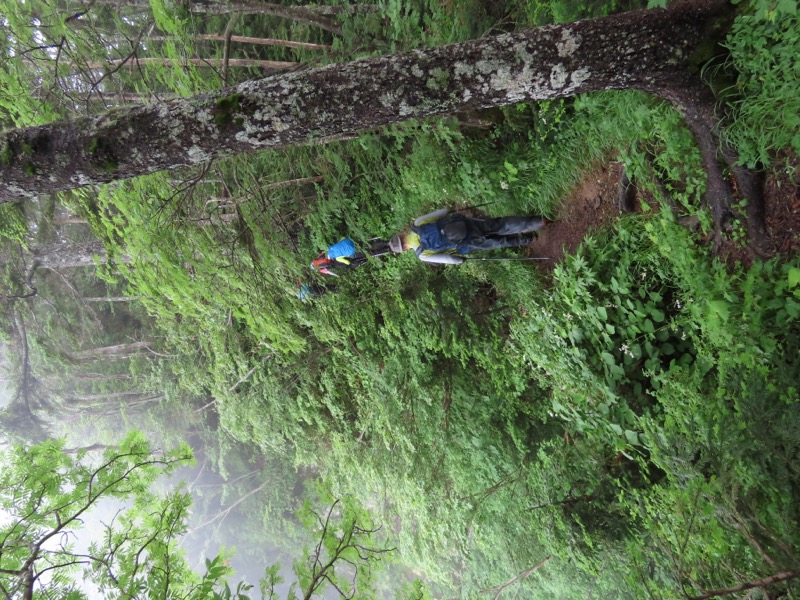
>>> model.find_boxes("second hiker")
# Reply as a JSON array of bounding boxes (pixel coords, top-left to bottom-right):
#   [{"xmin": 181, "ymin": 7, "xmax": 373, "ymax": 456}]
[{"xmin": 388, "ymin": 208, "xmax": 546, "ymax": 264}]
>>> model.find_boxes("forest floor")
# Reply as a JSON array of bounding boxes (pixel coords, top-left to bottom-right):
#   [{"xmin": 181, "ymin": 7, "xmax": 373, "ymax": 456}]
[{"xmin": 527, "ymin": 157, "xmax": 800, "ymax": 270}]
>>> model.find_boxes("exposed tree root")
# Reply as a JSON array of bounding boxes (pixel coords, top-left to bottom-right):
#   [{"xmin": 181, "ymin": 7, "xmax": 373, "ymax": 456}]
[
  {"xmin": 640, "ymin": 152, "xmax": 702, "ymax": 231},
  {"xmin": 617, "ymin": 164, "xmax": 637, "ymax": 214},
  {"xmin": 735, "ymin": 165, "xmax": 769, "ymax": 257},
  {"xmin": 655, "ymin": 82, "xmax": 768, "ymax": 256}
]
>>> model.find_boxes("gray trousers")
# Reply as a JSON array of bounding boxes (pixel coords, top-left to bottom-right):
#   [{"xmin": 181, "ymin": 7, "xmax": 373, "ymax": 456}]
[{"xmin": 461, "ymin": 216, "xmax": 543, "ymax": 252}]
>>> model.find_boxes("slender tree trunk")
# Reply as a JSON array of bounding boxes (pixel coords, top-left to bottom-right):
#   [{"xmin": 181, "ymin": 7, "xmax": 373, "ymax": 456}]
[
  {"xmin": 61, "ymin": 443, "xmax": 111, "ymax": 454},
  {"xmin": 197, "ymin": 34, "xmax": 332, "ymax": 52},
  {"xmin": 31, "ymin": 241, "xmax": 113, "ymax": 269},
  {"xmin": 83, "ymin": 57, "xmax": 297, "ymax": 70},
  {"xmin": 188, "ymin": 2, "xmax": 344, "ymax": 35},
  {"xmin": 84, "ymin": 93, "xmax": 178, "ymax": 109},
  {"xmin": 53, "ymin": 215, "xmax": 88, "ymax": 225},
  {"xmin": 93, "ymin": 0, "xmax": 378, "ymax": 13},
  {"xmin": 0, "ymin": 0, "xmax": 733, "ymax": 202},
  {"xmin": 82, "ymin": 296, "xmax": 142, "ymax": 302},
  {"xmin": 67, "ymin": 341, "xmax": 153, "ymax": 362},
  {"xmin": 63, "ymin": 392, "xmax": 163, "ymax": 410},
  {"xmin": 261, "ymin": 175, "xmax": 324, "ymax": 190},
  {"xmin": 64, "ymin": 390, "xmax": 147, "ymax": 403},
  {"xmin": 74, "ymin": 373, "xmax": 134, "ymax": 381}
]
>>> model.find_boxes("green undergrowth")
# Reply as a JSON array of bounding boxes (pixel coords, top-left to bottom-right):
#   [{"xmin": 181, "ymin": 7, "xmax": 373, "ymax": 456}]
[
  {"xmin": 720, "ymin": 10, "xmax": 800, "ymax": 167},
  {"xmin": 28, "ymin": 0, "xmax": 800, "ymax": 596},
  {"xmin": 76, "ymin": 72, "xmax": 800, "ymax": 596}
]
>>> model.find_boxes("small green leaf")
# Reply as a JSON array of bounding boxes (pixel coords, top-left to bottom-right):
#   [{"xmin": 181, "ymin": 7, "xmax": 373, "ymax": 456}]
[
  {"xmin": 708, "ymin": 299, "xmax": 730, "ymax": 321},
  {"xmin": 625, "ymin": 430, "xmax": 640, "ymax": 445},
  {"xmin": 789, "ymin": 267, "xmax": 800, "ymax": 288}
]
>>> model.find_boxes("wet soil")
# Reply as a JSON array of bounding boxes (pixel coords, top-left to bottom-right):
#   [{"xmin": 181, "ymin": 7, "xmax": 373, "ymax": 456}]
[{"xmin": 525, "ymin": 157, "xmax": 800, "ymax": 270}]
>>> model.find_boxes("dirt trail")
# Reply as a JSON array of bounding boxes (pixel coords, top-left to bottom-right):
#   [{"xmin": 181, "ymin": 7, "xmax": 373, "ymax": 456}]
[{"xmin": 525, "ymin": 158, "xmax": 799, "ymax": 269}]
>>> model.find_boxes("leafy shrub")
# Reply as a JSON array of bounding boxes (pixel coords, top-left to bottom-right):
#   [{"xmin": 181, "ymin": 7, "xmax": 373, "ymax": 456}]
[{"xmin": 721, "ymin": 11, "xmax": 800, "ymax": 167}]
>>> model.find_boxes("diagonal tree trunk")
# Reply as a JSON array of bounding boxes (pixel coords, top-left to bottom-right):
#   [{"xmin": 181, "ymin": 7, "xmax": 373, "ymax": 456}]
[{"xmin": 0, "ymin": 0, "xmax": 736, "ymax": 204}]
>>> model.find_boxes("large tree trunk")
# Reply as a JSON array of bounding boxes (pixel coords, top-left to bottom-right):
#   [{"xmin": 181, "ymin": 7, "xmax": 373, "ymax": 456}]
[{"xmin": 0, "ymin": 0, "xmax": 732, "ymax": 203}]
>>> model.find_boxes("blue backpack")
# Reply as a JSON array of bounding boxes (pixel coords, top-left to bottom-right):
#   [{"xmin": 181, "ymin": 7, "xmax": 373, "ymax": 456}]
[
  {"xmin": 326, "ymin": 238, "xmax": 357, "ymax": 260},
  {"xmin": 412, "ymin": 215, "xmax": 468, "ymax": 253}
]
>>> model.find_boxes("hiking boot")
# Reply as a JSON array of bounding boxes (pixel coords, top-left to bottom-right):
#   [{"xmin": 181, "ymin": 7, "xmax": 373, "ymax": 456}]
[{"xmin": 514, "ymin": 233, "xmax": 537, "ymax": 246}]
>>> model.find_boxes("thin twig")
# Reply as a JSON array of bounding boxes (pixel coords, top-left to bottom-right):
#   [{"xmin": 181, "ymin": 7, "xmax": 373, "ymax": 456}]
[{"xmin": 689, "ymin": 571, "xmax": 797, "ymax": 600}]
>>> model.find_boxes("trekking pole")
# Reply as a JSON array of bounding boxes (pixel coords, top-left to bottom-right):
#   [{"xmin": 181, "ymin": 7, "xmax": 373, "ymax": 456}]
[
  {"xmin": 456, "ymin": 201, "xmax": 496, "ymax": 213},
  {"xmin": 464, "ymin": 256, "xmax": 551, "ymax": 262}
]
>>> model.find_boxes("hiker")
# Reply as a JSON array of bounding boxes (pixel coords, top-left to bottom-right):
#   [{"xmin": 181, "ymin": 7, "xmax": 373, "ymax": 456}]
[
  {"xmin": 388, "ymin": 208, "xmax": 546, "ymax": 264},
  {"xmin": 311, "ymin": 238, "xmax": 365, "ymax": 276},
  {"xmin": 311, "ymin": 237, "xmax": 390, "ymax": 276}
]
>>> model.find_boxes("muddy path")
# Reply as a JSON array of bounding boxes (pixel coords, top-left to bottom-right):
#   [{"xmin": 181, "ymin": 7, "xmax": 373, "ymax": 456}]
[{"xmin": 525, "ymin": 158, "xmax": 800, "ymax": 269}]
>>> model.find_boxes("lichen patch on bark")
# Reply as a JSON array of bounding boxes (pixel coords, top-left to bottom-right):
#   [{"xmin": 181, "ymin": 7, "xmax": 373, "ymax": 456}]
[
  {"xmin": 550, "ymin": 64, "xmax": 569, "ymax": 89},
  {"xmin": 557, "ymin": 28, "xmax": 582, "ymax": 57}
]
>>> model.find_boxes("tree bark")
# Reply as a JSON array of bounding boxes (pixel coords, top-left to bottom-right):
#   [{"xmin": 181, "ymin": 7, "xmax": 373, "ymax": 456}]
[
  {"xmin": 31, "ymin": 241, "xmax": 115, "ymax": 269},
  {"xmin": 53, "ymin": 215, "xmax": 88, "ymax": 225},
  {"xmin": 0, "ymin": 0, "xmax": 732, "ymax": 202},
  {"xmin": 182, "ymin": 0, "xmax": 345, "ymax": 35},
  {"xmin": 83, "ymin": 57, "xmax": 298, "ymax": 70},
  {"xmin": 75, "ymin": 373, "xmax": 134, "ymax": 380},
  {"xmin": 90, "ymin": 0, "xmax": 348, "ymax": 33},
  {"xmin": 197, "ymin": 34, "xmax": 332, "ymax": 52},
  {"xmin": 65, "ymin": 390, "xmax": 144, "ymax": 402},
  {"xmin": 82, "ymin": 295, "xmax": 141, "ymax": 302},
  {"xmin": 67, "ymin": 341, "xmax": 153, "ymax": 362}
]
